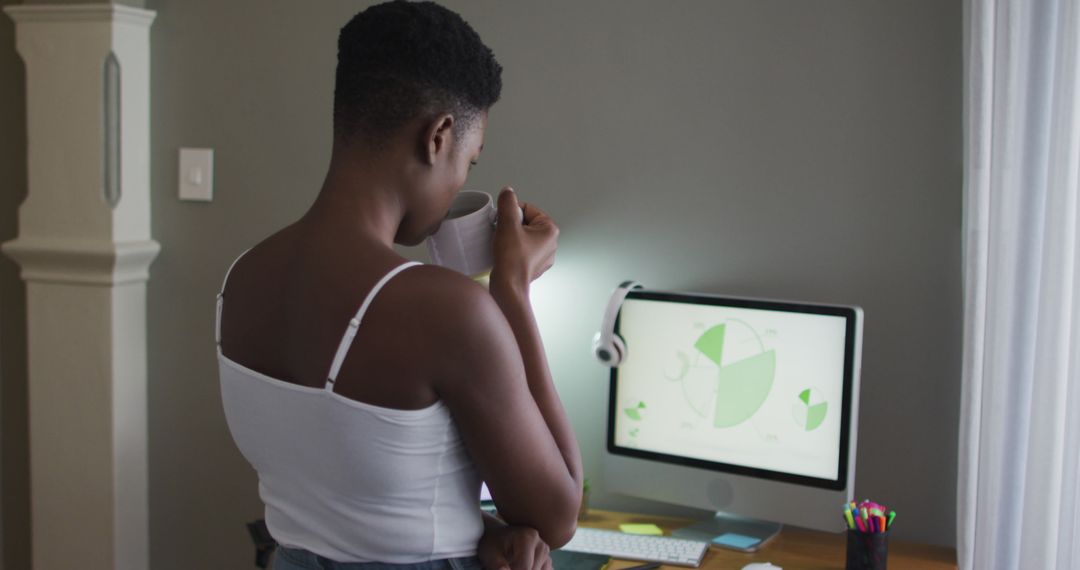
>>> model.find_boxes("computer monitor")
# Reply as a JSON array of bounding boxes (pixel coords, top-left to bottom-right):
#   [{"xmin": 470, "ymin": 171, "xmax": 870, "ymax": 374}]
[{"xmin": 604, "ymin": 289, "xmax": 862, "ymax": 548}]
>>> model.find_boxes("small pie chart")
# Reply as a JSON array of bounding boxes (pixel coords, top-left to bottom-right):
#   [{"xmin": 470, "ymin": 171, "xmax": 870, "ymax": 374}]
[{"xmin": 793, "ymin": 388, "xmax": 827, "ymax": 431}]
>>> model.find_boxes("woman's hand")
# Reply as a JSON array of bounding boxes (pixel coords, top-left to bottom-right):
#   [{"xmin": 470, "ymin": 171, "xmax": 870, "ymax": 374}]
[
  {"xmin": 490, "ymin": 187, "xmax": 559, "ymax": 294},
  {"xmin": 477, "ymin": 521, "xmax": 553, "ymax": 570}
]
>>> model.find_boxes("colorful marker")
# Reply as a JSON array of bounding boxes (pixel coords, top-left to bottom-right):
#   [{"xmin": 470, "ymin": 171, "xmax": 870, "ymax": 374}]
[{"xmin": 843, "ymin": 500, "xmax": 896, "ymax": 534}]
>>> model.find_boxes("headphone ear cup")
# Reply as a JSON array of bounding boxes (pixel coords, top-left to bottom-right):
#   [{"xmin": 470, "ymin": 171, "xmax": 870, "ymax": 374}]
[
  {"xmin": 610, "ymin": 335, "xmax": 627, "ymax": 366},
  {"xmin": 594, "ymin": 281, "xmax": 642, "ymax": 367},
  {"xmin": 593, "ymin": 331, "xmax": 617, "ymax": 366}
]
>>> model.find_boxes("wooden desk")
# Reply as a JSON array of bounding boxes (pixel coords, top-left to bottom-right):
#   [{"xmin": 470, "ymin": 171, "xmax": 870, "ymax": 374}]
[{"xmin": 578, "ymin": 509, "xmax": 957, "ymax": 570}]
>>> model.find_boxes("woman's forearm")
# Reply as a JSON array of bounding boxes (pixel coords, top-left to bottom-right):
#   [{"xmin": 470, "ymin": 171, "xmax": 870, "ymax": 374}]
[{"xmin": 489, "ymin": 279, "xmax": 583, "ymax": 493}]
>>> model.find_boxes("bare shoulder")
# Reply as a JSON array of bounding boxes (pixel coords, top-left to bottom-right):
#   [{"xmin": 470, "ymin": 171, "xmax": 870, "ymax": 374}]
[
  {"xmin": 391, "ymin": 265, "xmax": 504, "ymax": 335},
  {"xmin": 219, "ymin": 226, "xmax": 297, "ymax": 294},
  {"xmin": 385, "ymin": 265, "xmax": 515, "ymax": 379}
]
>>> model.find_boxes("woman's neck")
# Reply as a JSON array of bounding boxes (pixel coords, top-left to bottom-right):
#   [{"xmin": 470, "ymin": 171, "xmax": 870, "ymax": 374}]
[{"xmin": 303, "ymin": 147, "xmax": 407, "ymax": 249}]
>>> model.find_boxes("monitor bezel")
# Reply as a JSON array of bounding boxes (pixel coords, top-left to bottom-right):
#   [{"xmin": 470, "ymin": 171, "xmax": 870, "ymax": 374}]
[{"xmin": 606, "ymin": 289, "xmax": 858, "ymax": 491}]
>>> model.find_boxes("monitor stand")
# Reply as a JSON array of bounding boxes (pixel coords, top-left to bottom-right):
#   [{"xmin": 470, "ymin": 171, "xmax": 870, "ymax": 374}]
[{"xmin": 671, "ymin": 512, "xmax": 782, "ymax": 552}]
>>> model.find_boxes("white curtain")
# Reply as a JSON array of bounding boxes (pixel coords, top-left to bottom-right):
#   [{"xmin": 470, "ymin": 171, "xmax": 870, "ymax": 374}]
[{"xmin": 960, "ymin": 0, "xmax": 1080, "ymax": 568}]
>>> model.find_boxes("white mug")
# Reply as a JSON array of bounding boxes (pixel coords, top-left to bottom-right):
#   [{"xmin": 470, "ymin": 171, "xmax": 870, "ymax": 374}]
[{"xmin": 426, "ymin": 190, "xmax": 497, "ymax": 277}]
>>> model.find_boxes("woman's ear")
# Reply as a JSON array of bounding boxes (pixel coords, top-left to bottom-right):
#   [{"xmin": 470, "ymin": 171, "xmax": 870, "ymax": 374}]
[{"xmin": 422, "ymin": 113, "xmax": 455, "ymax": 165}]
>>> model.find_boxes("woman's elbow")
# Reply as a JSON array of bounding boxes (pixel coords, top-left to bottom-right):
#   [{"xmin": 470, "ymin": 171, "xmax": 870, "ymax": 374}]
[
  {"xmin": 541, "ymin": 489, "xmax": 582, "ymax": 548},
  {"xmin": 497, "ymin": 481, "xmax": 582, "ymax": 547},
  {"xmin": 541, "ymin": 518, "xmax": 578, "ymax": 549}
]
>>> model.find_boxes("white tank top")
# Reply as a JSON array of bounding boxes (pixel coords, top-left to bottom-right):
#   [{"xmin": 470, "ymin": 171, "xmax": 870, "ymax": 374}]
[{"xmin": 216, "ymin": 254, "xmax": 483, "ymax": 563}]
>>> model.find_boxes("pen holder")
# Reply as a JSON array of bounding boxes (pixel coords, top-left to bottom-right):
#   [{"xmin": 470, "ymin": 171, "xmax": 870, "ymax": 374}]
[{"xmin": 845, "ymin": 529, "xmax": 888, "ymax": 570}]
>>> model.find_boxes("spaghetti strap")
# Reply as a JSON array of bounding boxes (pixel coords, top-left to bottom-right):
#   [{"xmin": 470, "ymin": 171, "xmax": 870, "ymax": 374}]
[
  {"xmin": 215, "ymin": 248, "xmax": 252, "ymax": 346},
  {"xmin": 325, "ymin": 261, "xmax": 423, "ymax": 389}
]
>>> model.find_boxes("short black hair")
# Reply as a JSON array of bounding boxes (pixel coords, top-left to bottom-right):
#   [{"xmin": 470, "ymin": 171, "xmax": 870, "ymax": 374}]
[{"xmin": 334, "ymin": 1, "xmax": 502, "ymax": 145}]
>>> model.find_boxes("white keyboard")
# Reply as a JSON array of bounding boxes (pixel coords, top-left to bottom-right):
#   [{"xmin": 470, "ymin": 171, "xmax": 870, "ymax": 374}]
[{"xmin": 560, "ymin": 527, "xmax": 709, "ymax": 567}]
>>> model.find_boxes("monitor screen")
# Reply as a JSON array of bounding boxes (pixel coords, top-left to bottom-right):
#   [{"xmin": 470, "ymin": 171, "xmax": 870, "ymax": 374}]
[{"xmin": 609, "ymin": 291, "xmax": 857, "ymax": 489}]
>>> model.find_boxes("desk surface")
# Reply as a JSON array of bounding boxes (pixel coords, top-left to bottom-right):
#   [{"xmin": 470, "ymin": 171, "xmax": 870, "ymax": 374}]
[{"xmin": 579, "ymin": 509, "xmax": 957, "ymax": 570}]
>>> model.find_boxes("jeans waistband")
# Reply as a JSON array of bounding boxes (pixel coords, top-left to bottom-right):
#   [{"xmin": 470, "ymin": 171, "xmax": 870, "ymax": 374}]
[{"xmin": 274, "ymin": 546, "xmax": 482, "ymax": 570}]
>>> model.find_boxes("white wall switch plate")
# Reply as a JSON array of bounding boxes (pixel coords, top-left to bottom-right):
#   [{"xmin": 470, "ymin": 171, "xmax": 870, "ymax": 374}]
[{"xmin": 179, "ymin": 148, "xmax": 214, "ymax": 202}]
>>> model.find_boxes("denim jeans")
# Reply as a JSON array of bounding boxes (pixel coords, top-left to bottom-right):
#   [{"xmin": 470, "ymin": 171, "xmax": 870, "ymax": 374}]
[{"xmin": 273, "ymin": 547, "xmax": 483, "ymax": 570}]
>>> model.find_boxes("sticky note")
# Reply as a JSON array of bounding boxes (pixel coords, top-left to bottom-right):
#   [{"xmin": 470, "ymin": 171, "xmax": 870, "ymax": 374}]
[
  {"xmin": 711, "ymin": 533, "xmax": 762, "ymax": 549},
  {"xmin": 619, "ymin": 523, "xmax": 664, "ymax": 536}
]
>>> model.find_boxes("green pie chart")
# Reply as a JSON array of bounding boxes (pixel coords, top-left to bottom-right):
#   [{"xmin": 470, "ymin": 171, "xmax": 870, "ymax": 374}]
[
  {"xmin": 793, "ymin": 388, "xmax": 827, "ymax": 431},
  {"xmin": 693, "ymin": 323, "xmax": 776, "ymax": 429}
]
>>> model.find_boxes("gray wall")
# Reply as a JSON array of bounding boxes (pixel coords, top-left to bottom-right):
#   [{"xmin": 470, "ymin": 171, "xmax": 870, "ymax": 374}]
[
  {"xmin": 0, "ymin": 1, "xmax": 961, "ymax": 568},
  {"xmin": 0, "ymin": 0, "xmax": 28, "ymax": 568}
]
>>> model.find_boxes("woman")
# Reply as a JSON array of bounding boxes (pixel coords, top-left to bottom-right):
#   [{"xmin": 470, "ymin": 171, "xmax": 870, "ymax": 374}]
[{"xmin": 215, "ymin": 2, "xmax": 584, "ymax": 569}]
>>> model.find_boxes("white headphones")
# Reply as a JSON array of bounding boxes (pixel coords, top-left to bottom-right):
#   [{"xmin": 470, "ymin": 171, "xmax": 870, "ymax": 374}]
[{"xmin": 593, "ymin": 280, "xmax": 643, "ymax": 367}]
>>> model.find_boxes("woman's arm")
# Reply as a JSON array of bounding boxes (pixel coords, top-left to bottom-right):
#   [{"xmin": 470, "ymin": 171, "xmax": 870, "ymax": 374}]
[
  {"xmin": 488, "ymin": 280, "xmax": 583, "ymax": 501},
  {"xmin": 488, "ymin": 190, "xmax": 583, "ymax": 501},
  {"xmin": 430, "ymin": 189, "xmax": 582, "ymax": 547}
]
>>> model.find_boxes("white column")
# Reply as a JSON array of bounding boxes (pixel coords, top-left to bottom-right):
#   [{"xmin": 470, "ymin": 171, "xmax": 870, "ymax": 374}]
[{"xmin": 1, "ymin": 5, "xmax": 157, "ymax": 570}]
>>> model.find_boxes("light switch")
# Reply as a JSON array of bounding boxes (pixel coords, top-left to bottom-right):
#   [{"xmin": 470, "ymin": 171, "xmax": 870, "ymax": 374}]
[{"xmin": 179, "ymin": 148, "xmax": 213, "ymax": 202}]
